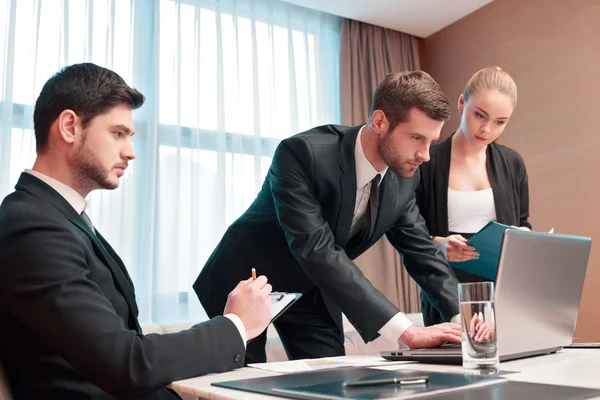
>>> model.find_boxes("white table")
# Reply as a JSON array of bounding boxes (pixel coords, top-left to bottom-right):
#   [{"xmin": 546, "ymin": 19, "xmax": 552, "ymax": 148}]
[{"xmin": 169, "ymin": 349, "xmax": 600, "ymax": 399}]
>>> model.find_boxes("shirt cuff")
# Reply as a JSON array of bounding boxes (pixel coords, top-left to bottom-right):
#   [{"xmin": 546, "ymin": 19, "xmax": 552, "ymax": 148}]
[
  {"xmin": 378, "ymin": 313, "xmax": 414, "ymax": 342},
  {"xmin": 451, "ymin": 314, "xmax": 461, "ymax": 325},
  {"xmin": 224, "ymin": 314, "xmax": 247, "ymax": 348}
]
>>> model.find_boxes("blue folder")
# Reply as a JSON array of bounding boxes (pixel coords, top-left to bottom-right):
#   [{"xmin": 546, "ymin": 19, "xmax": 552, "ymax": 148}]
[{"xmin": 449, "ymin": 221, "xmax": 515, "ymax": 281}]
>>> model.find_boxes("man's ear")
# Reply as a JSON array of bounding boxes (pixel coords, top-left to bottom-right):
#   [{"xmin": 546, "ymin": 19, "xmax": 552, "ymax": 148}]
[
  {"xmin": 370, "ymin": 110, "xmax": 389, "ymax": 134},
  {"xmin": 56, "ymin": 110, "xmax": 80, "ymax": 145}
]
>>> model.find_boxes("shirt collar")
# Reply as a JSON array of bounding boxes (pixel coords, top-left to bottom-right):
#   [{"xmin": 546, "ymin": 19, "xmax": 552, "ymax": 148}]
[
  {"xmin": 25, "ymin": 169, "xmax": 88, "ymax": 215},
  {"xmin": 354, "ymin": 125, "xmax": 388, "ymax": 189}
]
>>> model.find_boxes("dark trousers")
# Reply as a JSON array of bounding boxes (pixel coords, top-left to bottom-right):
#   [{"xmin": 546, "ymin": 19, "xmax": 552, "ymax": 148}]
[{"xmin": 244, "ymin": 287, "xmax": 345, "ymax": 364}]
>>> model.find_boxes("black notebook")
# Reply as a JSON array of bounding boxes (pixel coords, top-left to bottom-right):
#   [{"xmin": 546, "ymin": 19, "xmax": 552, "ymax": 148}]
[{"xmin": 214, "ymin": 367, "xmax": 600, "ymax": 400}]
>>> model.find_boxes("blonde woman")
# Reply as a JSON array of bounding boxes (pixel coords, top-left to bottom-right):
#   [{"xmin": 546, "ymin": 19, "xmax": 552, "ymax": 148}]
[{"xmin": 416, "ymin": 67, "xmax": 531, "ymax": 325}]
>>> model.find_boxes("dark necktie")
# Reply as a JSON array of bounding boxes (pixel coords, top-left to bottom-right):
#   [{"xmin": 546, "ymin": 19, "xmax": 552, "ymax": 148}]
[
  {"xmin": 347, "ymin": 175, "xmax": 381, "ymax": 250},
  {"xmin": 81, "ymin": 210, "xmax": 95, "ymax": 233},
  {"xmin": 366, "ymin": 174, "xmax": 381, "ymax": 239}
]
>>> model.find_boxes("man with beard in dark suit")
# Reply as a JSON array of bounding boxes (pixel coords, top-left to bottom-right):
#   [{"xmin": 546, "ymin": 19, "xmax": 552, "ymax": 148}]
[
  {"xmin": 0, "ymin": 63, "xmax": 273, "ymax": 399},
  {"xmin": 194, "ymin": 71, "xmax": 462, "ymax": 364}
]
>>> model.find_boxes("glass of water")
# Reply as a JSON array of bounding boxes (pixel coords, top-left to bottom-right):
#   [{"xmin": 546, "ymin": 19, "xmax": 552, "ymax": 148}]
[{"xmin": 458, "ymin": 282, "xmax": 499, "ymax": 374}]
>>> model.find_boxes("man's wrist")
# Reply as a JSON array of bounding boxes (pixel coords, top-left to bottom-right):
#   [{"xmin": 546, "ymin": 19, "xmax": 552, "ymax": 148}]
[
  {"xmin": 431, "ymin": 236, "xmax": 443, "ymax": 246},
  {"xmin": 398, "ymin": 325, "xmax": 417, "ymax": 346},
  {"xmin": 224, "ymin": 313, "xmax": 247, "ymax": 347}
]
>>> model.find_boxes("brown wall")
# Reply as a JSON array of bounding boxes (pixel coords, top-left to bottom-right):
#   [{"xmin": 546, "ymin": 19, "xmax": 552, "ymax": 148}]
[{"xmin": 422, "ymin": 0, "xmax": 600, "ymax": 340}]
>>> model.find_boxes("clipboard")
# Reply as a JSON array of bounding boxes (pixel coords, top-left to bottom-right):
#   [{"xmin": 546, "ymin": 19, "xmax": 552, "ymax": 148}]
[
  {"xmin": 270, "ymin": 292, "xmax": 301, "ymax": 323},
  {"xmin": 247, "ymin": 292, "xmax": 301, "ymax": 344}
]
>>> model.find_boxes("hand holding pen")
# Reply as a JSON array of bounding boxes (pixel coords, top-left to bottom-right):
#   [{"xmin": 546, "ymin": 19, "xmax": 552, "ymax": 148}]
[{"xmin": 222, "ymin": 268, "xmax": 273, "ymax": 340}]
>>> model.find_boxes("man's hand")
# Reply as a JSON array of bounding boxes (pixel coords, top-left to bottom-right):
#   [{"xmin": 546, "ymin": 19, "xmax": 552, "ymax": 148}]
[
  {"xmin": 433, "ymin": 235, "xmax": 479, "ymax": 262},
  {"xmin": 223, "ymin": 275, "xmax": 273, "ymax": 340},
  {"xmin": 399, "ymin": 323, "xmax": 462, "ymax": 349}
]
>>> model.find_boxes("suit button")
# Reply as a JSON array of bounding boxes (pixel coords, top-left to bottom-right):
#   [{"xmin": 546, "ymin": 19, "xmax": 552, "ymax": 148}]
[{"xmin": 234, "ymin": 354, "xmax": 241, "ymax": 362}]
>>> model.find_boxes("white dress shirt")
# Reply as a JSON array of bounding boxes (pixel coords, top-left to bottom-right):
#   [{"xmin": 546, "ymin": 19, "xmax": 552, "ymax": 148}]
[
  {"xmin": 348, "ymin": 128, "xmax": 419, "ymax": 342},
  {"xmin": 349, "ymin": 126, "xmax": 388, "ymax": 237},
  {"xmin": 349, "ymin": 131, "xmax": 461, "ymax": 343},
  {"xmin": 23, "ymin": 169, "xmax": 247, "ymax": 346}
]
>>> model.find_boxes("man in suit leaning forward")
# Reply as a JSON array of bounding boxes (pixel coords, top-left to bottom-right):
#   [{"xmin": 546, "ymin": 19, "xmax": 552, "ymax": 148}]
[
  {"xmin": 194, "ymin": 71, "xmax": 463, "ymax": 364},
  {"xmin": 0, "ymin": 63, "xmax": 273, "ymax": 400}
]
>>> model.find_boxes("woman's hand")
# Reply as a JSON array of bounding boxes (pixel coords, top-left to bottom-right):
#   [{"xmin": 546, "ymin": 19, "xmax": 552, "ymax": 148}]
[{"xmin": 433, "ymin": 234, "xmax": 479, "ymax": 262}]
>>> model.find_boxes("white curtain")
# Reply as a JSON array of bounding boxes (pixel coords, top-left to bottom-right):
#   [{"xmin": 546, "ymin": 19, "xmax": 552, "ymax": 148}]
[{"xmin": 0, "ymin": 0, "xmax": 341, "ymax": 324}]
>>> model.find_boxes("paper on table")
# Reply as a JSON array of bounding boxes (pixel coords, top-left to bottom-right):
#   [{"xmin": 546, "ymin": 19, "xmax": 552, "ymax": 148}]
[{"xmin": 248, "ymin": 355, "xmax": 411, "ymax": 374}]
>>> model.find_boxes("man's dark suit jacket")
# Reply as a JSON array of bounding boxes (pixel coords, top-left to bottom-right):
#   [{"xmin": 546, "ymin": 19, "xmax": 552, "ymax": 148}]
[
  {"xmin": 0, "ymin": 173, "xmax": 245, "ymax": 399},
  {"xmin": 194, "ymin": 125, "xmax": 460, "ymax": 343}
]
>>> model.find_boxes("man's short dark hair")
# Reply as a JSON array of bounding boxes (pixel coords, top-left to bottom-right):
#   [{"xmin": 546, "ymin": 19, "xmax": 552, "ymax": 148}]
[
  {"xmin": 369, "ymin": 71, "xmax": 450, "ymax": 132},
  {"xmin": 33, "ymin": 63, "xmax": 145, "ymax": 153}
]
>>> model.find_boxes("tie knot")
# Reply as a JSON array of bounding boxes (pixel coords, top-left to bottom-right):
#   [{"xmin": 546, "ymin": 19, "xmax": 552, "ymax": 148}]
[
  {"xmin": 81, "ymin": 211, "xmax": 95, "ymax": 232},
  {"xmin": 370, "ymin": 175, "xmax": 381, "ymax": 194}
]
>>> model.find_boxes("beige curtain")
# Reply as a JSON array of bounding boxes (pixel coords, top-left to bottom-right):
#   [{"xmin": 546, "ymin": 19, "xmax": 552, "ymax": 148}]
[{"xmin": 340, "ymin": 18, "xmax": 421, "ymax": 313}]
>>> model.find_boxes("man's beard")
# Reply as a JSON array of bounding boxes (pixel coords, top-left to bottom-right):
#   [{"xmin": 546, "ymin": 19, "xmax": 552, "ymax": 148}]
[
  {"xmin": 377, "ymin": 132, "xmax": 419, "ymax": 179},
  {"xmin": 73, "ymin": 135, "xmax": 117, "ymax": 192}
]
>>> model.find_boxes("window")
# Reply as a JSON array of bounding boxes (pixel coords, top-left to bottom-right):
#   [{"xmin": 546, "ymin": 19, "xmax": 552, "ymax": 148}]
[{"xmin": 0, "ymin": 0, "xmax": 340, "ymax": 323}]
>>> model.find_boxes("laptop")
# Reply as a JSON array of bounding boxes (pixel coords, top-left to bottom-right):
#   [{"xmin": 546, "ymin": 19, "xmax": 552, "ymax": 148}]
[{"xmin": 382, "ymin": 229, "xmax": 592, "ymax": 364}]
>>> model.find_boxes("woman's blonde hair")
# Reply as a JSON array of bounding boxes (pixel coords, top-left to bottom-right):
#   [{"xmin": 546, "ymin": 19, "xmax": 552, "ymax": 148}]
[{"xmin": 463, "ymin": 66, "xmax": 517, "ymax": 108}]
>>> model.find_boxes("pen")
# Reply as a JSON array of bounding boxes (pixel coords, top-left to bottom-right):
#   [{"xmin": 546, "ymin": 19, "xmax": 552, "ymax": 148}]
[
  {"xmin": 343, "ymin": 376, "xmax": 428, "ymax": 388},
  {"xmin": 251, "ymin": 268, "xmax": 257, "ymax": 281}
]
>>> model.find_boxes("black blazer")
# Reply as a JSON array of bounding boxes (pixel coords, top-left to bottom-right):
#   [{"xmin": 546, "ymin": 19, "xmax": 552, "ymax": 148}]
[
  {"xmin": 0, "ymin": 173, "xmax": 245, "ymax": 400},
  {"xmin": 416, "ymin": 134, "xmax": 531, "ymax": 325},
  {"xmin": 416, "ymin": 134, "xmax": 532, "ymax": 238},
  {"xmin": 195, "ymin": 125, "xmax": 460, "ymax": 342}
]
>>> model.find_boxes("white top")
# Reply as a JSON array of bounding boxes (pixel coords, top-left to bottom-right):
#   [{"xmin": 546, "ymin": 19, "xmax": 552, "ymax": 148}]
[
  {"xmin": 23, "ymin": 170, "xmax": 247, "ymax": 346},
  {"xmin": 447, "ymin": 187, "xmax": 497, "ymax": 234}
]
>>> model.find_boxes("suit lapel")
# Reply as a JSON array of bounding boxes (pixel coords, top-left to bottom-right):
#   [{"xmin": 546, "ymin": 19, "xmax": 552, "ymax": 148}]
[
  {"xmin": 95, "ymin": 230, "xmax": 136, "ymax": 289},
  {"xmin": 95, "ymin": 232, "xmax": 142, "ymax": 331},
  {"xmin": 371, "ymin": 172, "xmax": 398, "ymax": 241},
  {"xmin": 15, "ymin": 173, "xmax": 141, "ymax": 330},
  {"xmin": 65, "ymin": 214, "xmax": 141, "ymax": 331},
  {"xmin": 333, "ymin": 125, "xmax": 361, "ymax": 247}
]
